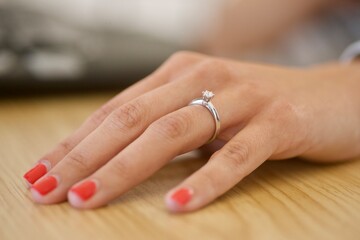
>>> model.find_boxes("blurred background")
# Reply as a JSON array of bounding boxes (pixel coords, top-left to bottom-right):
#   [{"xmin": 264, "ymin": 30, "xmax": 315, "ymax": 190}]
[{"xmin": 0, "ymin": 0, "xmax": 359, "ymax": 95}]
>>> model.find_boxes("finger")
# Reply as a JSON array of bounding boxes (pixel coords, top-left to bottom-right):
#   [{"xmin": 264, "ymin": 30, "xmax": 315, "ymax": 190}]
[
  {"xmin": 164, "ymin": 120, "xmax": 277, "ymax": 213},
  {"xmin": 66, "ymin": 91, "xmax": 238, "ymax": 209},
  {"xmin": 23, "ymin": 51, "xmax": 204, "ymax": 185},
  {"xmin": 28, "ymin": 65, "xmax": 224, "ymax": 204}
]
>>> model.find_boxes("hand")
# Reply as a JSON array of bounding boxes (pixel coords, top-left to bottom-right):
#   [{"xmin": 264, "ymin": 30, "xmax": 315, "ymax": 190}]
[{"xmin": 23, "ymin": 52, "xmax": 360, "ymax": 213}]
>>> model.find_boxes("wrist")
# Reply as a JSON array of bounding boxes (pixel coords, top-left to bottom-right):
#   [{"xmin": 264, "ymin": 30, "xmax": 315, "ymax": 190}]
[
  {"xmin": 313, "ymin": 61, "xmax": 360, "ymax": 113},
  {"xmin": 301, "ymin": 62, "xmax": 360, "ymax": 161}
]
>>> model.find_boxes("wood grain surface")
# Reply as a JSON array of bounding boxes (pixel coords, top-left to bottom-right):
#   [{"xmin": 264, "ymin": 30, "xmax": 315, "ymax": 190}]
[{"xmin": 0, "ymin": 93, "xmax": 359, "ymax": 240}]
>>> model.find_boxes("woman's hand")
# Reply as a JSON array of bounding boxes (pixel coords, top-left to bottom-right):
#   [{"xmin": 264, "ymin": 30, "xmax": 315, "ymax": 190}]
[{"xmin": 23, "ymin": 52, "xmax": 360, "ymax": 213}]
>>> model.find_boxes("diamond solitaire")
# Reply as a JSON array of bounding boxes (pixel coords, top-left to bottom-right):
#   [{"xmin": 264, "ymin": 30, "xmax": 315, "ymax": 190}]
[{"xmin": 202, "ymin": 90, "xmax": 215, "ymax": 102}]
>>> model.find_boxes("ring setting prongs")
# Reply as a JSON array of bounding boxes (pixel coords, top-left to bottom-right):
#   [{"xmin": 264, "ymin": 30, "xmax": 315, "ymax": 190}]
[{"xmin": 202, "ymin": 90, "xmax": 215, "ymax": 102}]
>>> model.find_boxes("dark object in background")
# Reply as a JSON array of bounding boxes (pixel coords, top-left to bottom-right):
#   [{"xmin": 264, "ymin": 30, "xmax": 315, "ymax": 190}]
[
  {"xmin": 0, "ymin": 5, "xmax": 180, "ymax": 95},
  {"xmin": 0, "ymin": 1, "xmax": 359, "ymax": 96}
]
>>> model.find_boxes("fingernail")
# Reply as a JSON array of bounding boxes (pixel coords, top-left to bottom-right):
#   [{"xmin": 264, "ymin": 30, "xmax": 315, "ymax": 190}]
[
  {"xmin": 31, "ymin": 175, "xmax": 58, "ymax": 198},
  {"xmin": 23, "ymin": 160, "xmax": 51, "ymax": 185},
  {"xmin": 167, "ymin": 187, "xmax": 194, "ymax": 209},
  {"xmin": 68, "ymin": 180, "xmax": 97, "ymax": 207}
]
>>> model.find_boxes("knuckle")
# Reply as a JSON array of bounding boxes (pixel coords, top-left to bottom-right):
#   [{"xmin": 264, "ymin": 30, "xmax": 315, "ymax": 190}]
[
  {"xmin": 88, "ymin": 104, "xmax": 114, "ymax": 126},
  {"xmin": 240, "ymin": 82, "xmax": 261, "ymax": 95},
  {"xmin": 200, "ymin": 59, "xmax": 226, "ymax": 69},
  {"xmin": 198, "ymin": 171, "xmax": 217, "ymax": 197},
  {"xmin": 108, "ymin": 99, "xmax": 146, "ymax": 131},
  {"xmin": 195, "ymin": 59, "xmax": 231, "ymax": 84},
  {"xmin": 209, "ymin": 150, "xmax": 221, "ymax": 161},
  {"xmin": 150, "ymin": 112, "xmax": 191, "ymax": 141},
  {"xmin": 267, "ymin": 98, "xmax": 303, "ymax": 123},
  {"xmin": 110, "ymin": 159, "xmax": 129, "ymax": 178},
  {"xmin": 266, "ymin": 98, "xmax": 308, "ymax": 149},
  {"xmin": 158, "ymin": 51, "xmax": 204, "ymax": 83},
  {"xmin": 237, "ymin": 82, "xmax": 269, "ymax": 103},
  {"xmin": 222, "ymin": 141, "xmax": 251, "ymax": 171},
  {"xmin": 66, "ymin": 151, "xmax": 90, "ymax": 171},
  {"xmin": 167, "ymin": 51, "xmax": 197, "ymax": 64},
  {"xmin": 58, "ymin": 140, "xmax": 74, "ymax": 153},
  {"xmin": 271, "ymin": 98, "xmax": 295, "ymax": 113}
]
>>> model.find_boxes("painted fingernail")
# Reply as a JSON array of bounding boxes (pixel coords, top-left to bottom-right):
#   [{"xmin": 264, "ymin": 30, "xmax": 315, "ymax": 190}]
[
  {"xmin": 68, "ymin": 180, "xmax": 97, "ymax": 207},
  {"xmin": 167, "ymin": 187, "xmax": 194, "ymax": 209},
  {"xmin": 23, "ymin": 160, "xmax": 51, "ymax": 185},
  {"xmin": 31, "ymin": 176, "xmax": 58, "ymax": 199}
]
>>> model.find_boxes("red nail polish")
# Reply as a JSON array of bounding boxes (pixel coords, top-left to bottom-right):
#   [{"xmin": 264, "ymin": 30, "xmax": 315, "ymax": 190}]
[
  {"xmin": 171, "ymin": 188, "xmax": 193, "ymax": 206},
  {"xmin": 23, "ymin": 162, "xmax": 48, "ymax": 184},
  {"xmin": 70, "ymin": 180, "xmax": 97, "ymax": 201},
  {"xmin": 31, "ymin": 176, "xmax": 58, "ymax": 195}
]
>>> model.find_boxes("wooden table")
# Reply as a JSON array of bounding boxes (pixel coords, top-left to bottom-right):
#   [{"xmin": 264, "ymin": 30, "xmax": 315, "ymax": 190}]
[{"xmin": 0, "ymin": 93, "xmax": 359, "ymax": 240}]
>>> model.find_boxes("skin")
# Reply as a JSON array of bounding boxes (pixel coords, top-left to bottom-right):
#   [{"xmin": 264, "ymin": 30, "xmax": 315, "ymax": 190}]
[
  {"xmin": 200, "ymin": 0, "xmax": 349, "ymax": 55},
  {"xmin": 24, "ymin": 51, "xmax": 360, "ymax": 212}
]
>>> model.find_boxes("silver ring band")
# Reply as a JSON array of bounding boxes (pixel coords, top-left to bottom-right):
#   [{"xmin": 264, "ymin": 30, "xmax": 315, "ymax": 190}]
[{"xmin": 189, "ymin": 91, "xmax": 220, "ymax": 143}]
